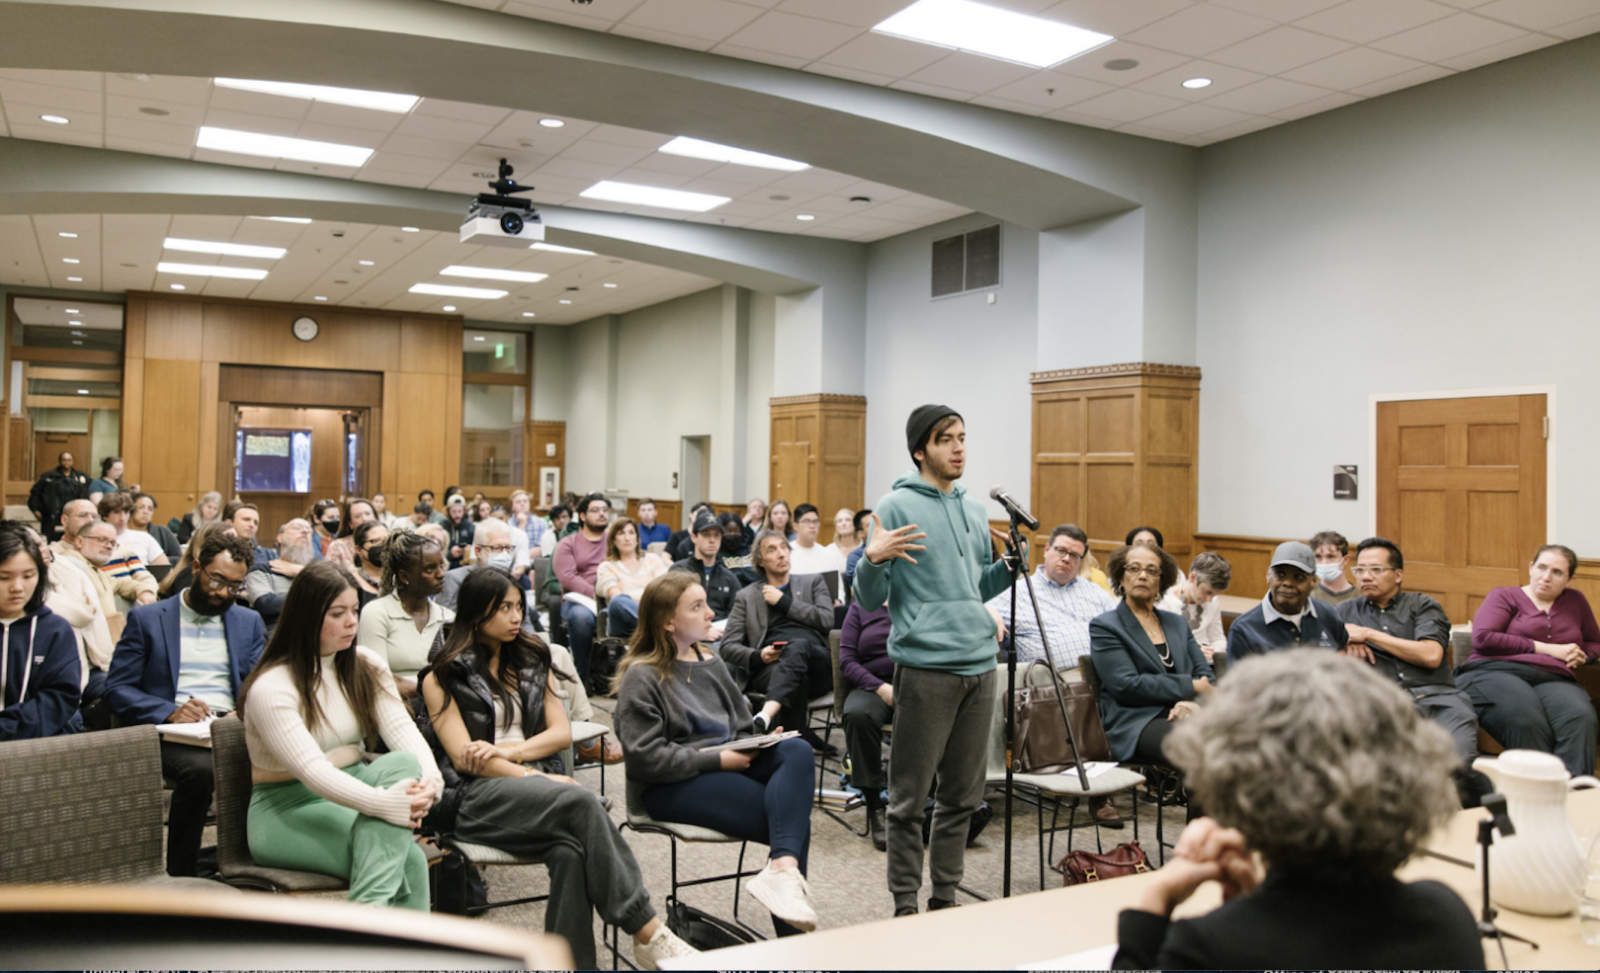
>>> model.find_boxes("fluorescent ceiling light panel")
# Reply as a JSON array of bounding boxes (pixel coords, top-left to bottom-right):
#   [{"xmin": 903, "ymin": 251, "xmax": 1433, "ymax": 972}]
[
  {"xmin": 251, "ymin": 216, "xmax": 312, "ymax": 224},
  {"xmin": 872, "ymin": 0, "xmax": 1113, "ymax": 69},
  {"xmin": 164, "ymin": 237, "xmax": 287, "ymax": 260},
  {"xmin": 197, "ymin": 126, "xmax": 374, "ymax": 166},
  {"xmin": 214, "ymin": 78, "xmax": 419, "ymax": 113},
  {"xmin": 658, "ymin": 136, "xmax": 808, "ymax": 172},
  {"xmin": 530, "ymin": 242, "xmax": 595, "ymax": 255},
  {"xmin": 579, "ymin": 181, "xmax": 730, "ymax": 212},
  {"xmin": 441, "ymin": 265, "xmax": 549, "ymax": 284},
  {"xmin": 157, "ymin": 261, "xmax": 269, "ymax": 280},
  {"xmin": 409, "ymin": 283, "xmax": 508, "ymax": 300}
]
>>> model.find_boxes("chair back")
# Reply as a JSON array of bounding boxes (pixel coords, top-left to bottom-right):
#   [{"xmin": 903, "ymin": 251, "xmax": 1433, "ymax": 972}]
[
  {"xmin": 0, "ymin": 724, "xmax": 165, "ymax": 883},
  {"xmin": 210, "ymin": 715, "xmax": 257, "ymax": 875},
  {"xmin": 829, "ymin": 629, "xmax": 847, "ymax": 720},
  {"xmin": 1078, "ymin": 655, "xmax": 1102, "ymax": 700},
  {"xmin": 533, "ymin": 557, "xmax": 551, "ymax": 593},
  {"xmin": 1210, "ymin": 652, "xmax": 1229, "ymax": 681},
  {"xmin": 646, "ymin": 542, "xmax": 667, "ymax": 554},
  {"xmin": 1450, "ymin": 629, "xmax": 1473, "ymax": 670}
]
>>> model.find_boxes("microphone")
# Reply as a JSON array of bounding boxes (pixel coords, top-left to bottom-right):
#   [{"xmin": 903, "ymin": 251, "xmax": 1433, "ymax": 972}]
[{"xmin": 989, "ymin": 486, "xmax": 1039, "ymax": 531}]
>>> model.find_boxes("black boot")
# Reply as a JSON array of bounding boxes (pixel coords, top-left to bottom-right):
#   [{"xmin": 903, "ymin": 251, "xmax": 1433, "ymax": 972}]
[{"xmin": 868, "ymin": 807, "xmax": 887, "ymax": 852}]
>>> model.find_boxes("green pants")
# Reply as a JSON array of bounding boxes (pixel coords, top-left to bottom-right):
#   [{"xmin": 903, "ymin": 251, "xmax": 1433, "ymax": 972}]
[{"xmin": 248, "ymin": 751, "xmax": 430, "ymax": 911}]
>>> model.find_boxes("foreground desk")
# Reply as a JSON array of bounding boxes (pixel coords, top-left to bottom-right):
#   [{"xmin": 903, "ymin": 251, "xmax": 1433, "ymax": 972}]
[{"xmin": 691, "ymin": 794, "xmax": 1600, "ymax": 971}]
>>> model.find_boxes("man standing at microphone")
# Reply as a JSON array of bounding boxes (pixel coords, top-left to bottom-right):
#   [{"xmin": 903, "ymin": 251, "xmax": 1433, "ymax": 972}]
[{"xmin": 854, "ymin": 405, "xmax": 1014, "ymax": 917}]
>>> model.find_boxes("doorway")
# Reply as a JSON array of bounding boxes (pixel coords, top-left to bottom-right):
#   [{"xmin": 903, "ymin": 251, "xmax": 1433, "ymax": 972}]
[
  {"xmin": 1375, "ymin": 393, "xmax": 1548, "ymax": 623},
  {"xmin": 680, "ymin": 436, "xmax": 710, "ymax": 523},
  {"xmin": 232, "ymin": 406, "xmax": 368, "ymax": 536}
]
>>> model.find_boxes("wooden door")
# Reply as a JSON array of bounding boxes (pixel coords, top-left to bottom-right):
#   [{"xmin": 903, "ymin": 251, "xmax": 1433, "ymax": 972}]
[
  {"xmin": 773, "ymin": 443, "xmax": 811, "ymax": 507},
  {"xmin": 34, "ymin": 430, "xmax": 89, "ymax": 479},
  {"xmin": 1377, "ymin": 395, "xmax": 1546, "ymax": 623}
]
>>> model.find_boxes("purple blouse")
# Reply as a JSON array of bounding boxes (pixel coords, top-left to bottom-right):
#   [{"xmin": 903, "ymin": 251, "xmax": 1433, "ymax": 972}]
[
  {"xmin": 1468, "ymin": 586, "xmax": 1600, "ymax": 679},
  {"xmin": 840, "ymin": 602, "xmax": 893, "ymax": 693}
]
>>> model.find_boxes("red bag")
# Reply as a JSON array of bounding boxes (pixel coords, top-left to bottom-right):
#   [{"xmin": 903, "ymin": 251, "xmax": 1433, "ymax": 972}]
[{"xmin": 1055, "ymin": 840, "xmax": 1151, "ymax": 886}]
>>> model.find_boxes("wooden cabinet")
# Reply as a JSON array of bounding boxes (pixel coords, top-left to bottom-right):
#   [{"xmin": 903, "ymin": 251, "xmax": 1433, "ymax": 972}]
[{"xmin": 769, "ymin": 394, "xmax": 865, "ymax": 545}]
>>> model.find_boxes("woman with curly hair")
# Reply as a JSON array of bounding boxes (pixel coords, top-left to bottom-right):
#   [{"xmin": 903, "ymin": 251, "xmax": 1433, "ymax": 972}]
[
  {"xmin": 1114, "ymin": 649, "xmax": 1483, "ymax": 970},
  {"xmin": 356, "ymin": 530, "xmax": 452, "ymax": 695}
]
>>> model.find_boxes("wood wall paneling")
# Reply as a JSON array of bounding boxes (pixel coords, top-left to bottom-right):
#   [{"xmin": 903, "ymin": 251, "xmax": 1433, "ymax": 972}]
[
  {"xmin": 143, "ymin": 300, "xmax": 202, "ymax": 361},
  {"xmin": 769, "ymin": 394, "xmax": 866, "ymax": 545},
  {"xmin": 527, "ymin": 421, "xmax": 566, "ymax": 511},
  {"xmin": 139, "ymin": 358, "xmax": 202, "ymax": 513}
]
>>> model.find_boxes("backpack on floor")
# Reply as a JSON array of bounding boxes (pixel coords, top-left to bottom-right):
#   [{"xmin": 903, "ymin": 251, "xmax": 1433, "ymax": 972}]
[{"xmin": 664, "ymin": 896, "xmax": 758, "ymax": 950}]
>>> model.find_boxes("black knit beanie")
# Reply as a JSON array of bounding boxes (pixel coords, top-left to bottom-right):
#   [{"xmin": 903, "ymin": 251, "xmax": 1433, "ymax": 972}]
[{"xmin": 906, "ymin": 404, "xmax": 962, "ymax": 462}]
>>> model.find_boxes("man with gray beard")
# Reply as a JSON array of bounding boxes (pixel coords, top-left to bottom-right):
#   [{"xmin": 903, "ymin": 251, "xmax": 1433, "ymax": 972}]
[{"xmin": 243, "ymin": 518, "xmax": 316, "ymax": 638}]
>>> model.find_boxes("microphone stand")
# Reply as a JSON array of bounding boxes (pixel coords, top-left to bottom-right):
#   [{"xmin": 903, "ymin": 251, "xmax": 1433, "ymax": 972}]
[{"xmin": 1475, "ymin": 794, "xmax": 1538, "ymax": 969}]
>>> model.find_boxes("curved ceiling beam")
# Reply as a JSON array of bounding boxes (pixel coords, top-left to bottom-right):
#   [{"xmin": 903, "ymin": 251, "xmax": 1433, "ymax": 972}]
[
  {"xmin": 0, "ymin": 0, "xmax": 1175, "ymax": 231},
  {"xmin": 0, "ymin": 138, "xmax": 841, "ymax": 293}
]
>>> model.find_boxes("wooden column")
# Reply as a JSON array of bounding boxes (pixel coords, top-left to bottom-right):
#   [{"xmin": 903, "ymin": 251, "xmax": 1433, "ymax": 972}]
[
  {"xmin": 769, "ymin": 394, "xmax": 865, "ymax": 545},
  {"xmin": 1030, "ymin": 363, "xmax": 1200, "ymax": 564}
]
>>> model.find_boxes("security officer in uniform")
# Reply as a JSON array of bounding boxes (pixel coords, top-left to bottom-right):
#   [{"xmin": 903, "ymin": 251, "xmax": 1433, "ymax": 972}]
[{"xmin": 28, "ymin": 451, "xmax": 89, "ymax": 542}]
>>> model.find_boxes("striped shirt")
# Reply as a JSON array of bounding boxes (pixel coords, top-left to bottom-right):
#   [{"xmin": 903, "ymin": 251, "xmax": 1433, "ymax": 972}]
[
  {"xmin": 988, "ymin": 567, "xmax": 1117, "ymax": 671},
  {"xmin": 176, "ymin": 595, "xmax": 235, "ymax": 712}
]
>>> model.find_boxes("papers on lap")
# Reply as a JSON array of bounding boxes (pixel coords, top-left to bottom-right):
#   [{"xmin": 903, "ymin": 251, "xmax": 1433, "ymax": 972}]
[
  {"xmin": 156, "ymin": 716, "xmax": 215, "ymax": 748},
  {"xmin": 698, "ymin": 730, "xmax": 800, "ymax": 753}
]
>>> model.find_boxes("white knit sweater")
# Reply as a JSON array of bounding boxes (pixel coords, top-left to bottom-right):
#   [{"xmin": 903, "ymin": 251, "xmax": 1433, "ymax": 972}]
[{"xmin": 243, "ymin": 647, "xmax": 443, "ymax": 828}]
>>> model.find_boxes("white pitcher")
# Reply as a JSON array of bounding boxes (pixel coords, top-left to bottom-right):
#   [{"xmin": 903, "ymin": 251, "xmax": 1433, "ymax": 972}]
[{"xmin": 1472, "ymin": 750, "xmax": 1600, "ymax": 916}]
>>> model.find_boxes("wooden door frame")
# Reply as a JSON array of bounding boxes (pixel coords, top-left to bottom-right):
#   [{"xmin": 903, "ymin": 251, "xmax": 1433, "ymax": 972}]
[{"xmin": 1367, "ymin": 384, "xmax": 1557, "ymax": 541}]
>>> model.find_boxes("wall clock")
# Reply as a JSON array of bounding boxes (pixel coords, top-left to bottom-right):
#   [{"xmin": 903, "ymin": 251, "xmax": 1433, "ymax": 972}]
[{"xmin": 292, "ymin": 316, "xmax": 319, "ymax": 342}]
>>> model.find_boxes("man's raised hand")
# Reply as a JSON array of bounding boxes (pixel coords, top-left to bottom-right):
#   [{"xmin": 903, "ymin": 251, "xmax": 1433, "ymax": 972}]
[{"xmin": 864, "ymin": 512, "xmax": 926, "ymax": 566}]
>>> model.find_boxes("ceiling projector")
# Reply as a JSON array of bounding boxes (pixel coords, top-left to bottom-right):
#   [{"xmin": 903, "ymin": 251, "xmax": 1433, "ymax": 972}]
[{"xmin": 461, "ymin": 158, "xmax": 544, "ymax": 247}]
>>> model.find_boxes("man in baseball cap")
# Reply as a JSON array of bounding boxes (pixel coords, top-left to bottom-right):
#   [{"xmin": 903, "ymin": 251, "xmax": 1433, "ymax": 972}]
[
  {"xmin": 667, "ymin": 508, "xmax": 744, "ymax": 623},
  {"xmin": 1225, "ymin": 541, "xmax": 1350, "ymax": 661}
]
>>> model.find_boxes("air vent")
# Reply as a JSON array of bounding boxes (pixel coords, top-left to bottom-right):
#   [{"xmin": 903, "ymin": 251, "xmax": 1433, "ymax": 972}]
[{"xmin": 930, "ymin": 224, "xmax": 1001, "ymax": 299}]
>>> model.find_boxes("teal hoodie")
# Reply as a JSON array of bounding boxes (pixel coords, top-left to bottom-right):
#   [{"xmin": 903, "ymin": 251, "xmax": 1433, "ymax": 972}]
[{"xmin": 852, "ymin": 470, "xmax": 1013, "ymax": 675}]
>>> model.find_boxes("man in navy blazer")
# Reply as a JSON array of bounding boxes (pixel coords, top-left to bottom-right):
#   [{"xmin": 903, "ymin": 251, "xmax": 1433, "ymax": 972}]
[{"xmin": 106, "ymin": 531, "xmax": 263, "ymax": 877}]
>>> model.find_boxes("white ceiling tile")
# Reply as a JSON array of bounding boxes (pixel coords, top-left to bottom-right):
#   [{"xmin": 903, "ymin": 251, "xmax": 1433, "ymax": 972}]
[
  {"xmin": 538, "ymin": 157, "xmax": 624, "ymax": 180},
  {"xmin": 607, "ymin": 167, "xmax": 694, "ymax": 189},
  {"xmin": 1369, "ymin": 10, "xmax": 1528, "ymax": 58},
  {"xmin": 0, "ymin": 69, "xmax": 102, "ymax": 92},
  {"xmin": 888, "ymin": 78, "xmax": 978, "ymax": 101},
  {"xmin": 768, "ymin": 168, "xmax": 859, "ymax": 193},
  {"xmin": 104, "ymin": 135, "xmax": 193, "ymax": 159},
  {"xmin": 815, "ymin": 31, "xmax": 953, "ymax": 76},
  {"xmin": 836, "ymin": 178, "xmax": 913, "ymax": 203},
  {"xmin": 1281, "ymin": 45, "xmax": 1427, "ymax": 87},
  {"xmin": 628, "ymin": 152, "xmax": 723, "ymax": 177},
  {"xmin": 581, "ymin": 124, "xmax": 671, "ymax": 149},
  {"xmin": 771, "ymin": 0, "xmax": 911, "ymax": 29},
  {"xmin": 1266, "ymin": 89, "xmax": 1364, "ymax": 119},
  {"xmin": 7, "ymin": 109, "xmax": 103, "ymax": 137},
  {"xmin": 1127, "ymin": 59, "xmax": 1267, "ymax": 99},
  {"xmin": 412, "ymin": 98, "xmax": 514, "ymax": 125},
  {"xmin": 557, "ymin": 140, "xmax": 655, "ymax": 166},
  {"xmin": 1114, "ymin": 120, "xmax": 1191, "ymax": 139},
  {"xmin": 609, "ymin": 21, "xmax": 720, "ymax": 50},
  {"xmin": 0, "ymin": 79, "xmax": 103, "ymax": 114},
  {"xmin": 106, "ymin": 74, "xmax": 212, "ymax": 105},
  {"xmin": 303, "ymin": 101, "xmax": 407, "ymax": 133},
  {"xmin": 709, "ymin": 44, "xmax": 814, "ymax": 68},
  {"xmin": 802, "ymin": 62, "xmax": 899, "ymax": 86},
  {"xmin": 105, "ymin": 115, "xmax": 196, "ymax": 146},
  {"xmin": 1130, "ymin": 102, "xmax": 1258, "ymax": 136},
  {"xmin": 1546, "ymin": 10, "xmax": 1600, "ymax": 35},
  {"xmin": 394, "ymin": 112, "xmax": 496, "ymax": 143},
  {"xmin": 907, "ymin": 51, "xmax": 1040, "ymax": 93},
  {"xmin": 295, "ymin": 121, "xmax": 389, "ymax": 148},
  {"xmin": 1295, "ymin": 0, "xmax": 1458, "ymax": 42},
  {"xmin": 1123, "ymin": 4, "xmax": 1277, "ymax": 56},
  {"xmin": 1041, "ymin": 107, "xmax": 1121, "ymax": 128},
  {"xmin": 1200, "ymin": 76, "xmax": 1336, "ymax": 114},
  {"xmin": 207, "ymin": 85, "xmax": 311, "ymax": 120},
  {"xmin": 496, "ymin": 2, "xmax": 619, "ymax": 30},
  {"xmin": 203, "ymin": 108, "xmax": 302, "ymax": 138},
  {"xmin": 1208, "ymin": 0, "xmax": 1349, "ymax": 21},
  {"xmin": 1066, "ymin": 87, "xmax": 1190, "ymax": 123},
  {"xmin": 981, "ymin": 72, "xmax": 1116, "ymax": 109},
  {"xmin": 1037, "ymin": 0, "xmax": 1195, "ymax": 36},
  {"xmin": 720, "ymin": 11, "xmax": 858, "ymax": 59},
  {"xmin": 1201, "ymin": 114, "xmax": 1291, "ymax": 140},
  {"xmin": 1463, "ymin": 0, "xmax": 1600, "ymax": 29},
  {"xmin": 1206, "ymin": 25, "xmax": 1355, "ymax": 74},
  {"xmin": 1050, "ymin": 41, "xmax": 1193, "ymax": 84},
  {"xmin": 620, "ymin": 0, "xmax": 766, "ymax": 42},
  {"xmin": 1347, "ymin": 62, "xmax": 1456, "ymax": 94},
  {"xmin": 1434, "ymin": 0, "xmax": 1498, "ymax": 6},
  {"xmin": 967, "ymin": 93, "xmax": 1055, "ymax": 115},
  {"xmin": 105, "ymin": 94, "xmax": 206, "ymax": 127},
  {"xmin": 380, "ymin": 133, "xmax": 477, "ymax": 161}
]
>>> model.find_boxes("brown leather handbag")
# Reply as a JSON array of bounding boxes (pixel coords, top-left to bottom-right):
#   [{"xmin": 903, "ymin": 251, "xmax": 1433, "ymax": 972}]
[
  {"xmin": 1013, "ymin": 660, "xmax": 1112, "ymax": 774},
  {"xmin": 1056, "ymin": 841, "xmax": 1151, "ymax": 886}
]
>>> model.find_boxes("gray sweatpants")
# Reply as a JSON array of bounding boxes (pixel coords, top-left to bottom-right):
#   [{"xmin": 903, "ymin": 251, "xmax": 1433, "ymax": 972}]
[{"xmin": 887, "ymin": 664, "xmax": 996, "ymax": 912}]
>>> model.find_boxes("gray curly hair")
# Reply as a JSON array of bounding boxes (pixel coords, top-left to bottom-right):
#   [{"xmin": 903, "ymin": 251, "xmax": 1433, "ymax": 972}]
[{"xmin": 1164, "ymin": 650, "xmax": 1459, "ymax": 882}]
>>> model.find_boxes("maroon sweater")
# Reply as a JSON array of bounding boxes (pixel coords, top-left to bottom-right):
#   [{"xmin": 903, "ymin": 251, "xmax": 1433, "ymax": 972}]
[
  {"xmin": 1468, "ymin": 586, "xmax": 1600, "ymax": 679},
  {"xmin": 840, "ymin": 602, "xmax": 893, "ymax": 693}
]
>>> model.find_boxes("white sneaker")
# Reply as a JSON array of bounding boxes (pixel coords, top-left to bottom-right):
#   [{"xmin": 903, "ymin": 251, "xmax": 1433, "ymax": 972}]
[
  {"xmin": 746, "ymin": 864, "xmax": 818, "ymax": 932},
  {"xmin": 634, "ymin": 925, "xmax": 698, "ymax": 971}
]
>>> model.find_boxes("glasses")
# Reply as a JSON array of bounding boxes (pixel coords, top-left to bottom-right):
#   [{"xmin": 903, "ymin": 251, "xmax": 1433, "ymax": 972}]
[
  {"xmin": 196, "ymin": 561, "xmax": 247, "ymax": 595},
  {"xmin": 478, "ymin": 544, "xmax": 514, "ymax": 554},
  {"xmin": 797, "ymin": 517, "xmax": 820, "ymax": 526},
  {"xmin": 1351, "ymin": 566, "xmax": 1395, "ymax": 578},
  {"xmin": 1124, "ymin": 565, "xmax": 1162, "ymax": 579},
  {"xmin": 1046, "ymin": 547, "xmax": 1084, "ymax": 562},
  {"xmin": 83, "ymin": 534, "xmax": 116, "ymax": 547}
]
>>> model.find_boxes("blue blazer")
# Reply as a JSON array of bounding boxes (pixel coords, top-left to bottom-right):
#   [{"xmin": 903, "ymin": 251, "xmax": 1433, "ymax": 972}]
[
  {"xmin": 1089, "ymin": 601, "xmax": 1214, "ymax": 762},
  {"xmin": 105, "ymin": 596, "xmax": 265, "ymax": 725}
]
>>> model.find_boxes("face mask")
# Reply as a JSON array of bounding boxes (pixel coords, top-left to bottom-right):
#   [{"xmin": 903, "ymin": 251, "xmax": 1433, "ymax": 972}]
[
  {"xmin": 321, "ymin": 518, "xmax": 339, "ymax": 530},
  {"xmin": 1315, "ymin": 562, "xmax": 1343, "ymax": 583},
  {"xmin": 486, "ymin": 552, "xmax": 514, "ymax": 571},
  {"xmin": 363, "ymin": 546, "xmax": 384, "ymax": 567}
]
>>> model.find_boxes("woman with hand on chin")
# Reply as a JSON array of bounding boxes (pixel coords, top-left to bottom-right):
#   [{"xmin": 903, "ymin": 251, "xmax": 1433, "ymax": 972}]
[
  {"xmin": 238, "ymin": 560, "xmax": 441, "ymax": 909},
  {"xmin": 614, "ymin": 571, "xmax": 819, "ymax": 935}
]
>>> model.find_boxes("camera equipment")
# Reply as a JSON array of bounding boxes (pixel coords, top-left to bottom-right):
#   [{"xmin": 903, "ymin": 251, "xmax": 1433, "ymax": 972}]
[
  {"xmin": 1476, "ymin": 793, "xmax": 1539, "ymax": 968},
  {"xmin": 460, "ymin": 158, "xmax": 545, "ymax": 248}
]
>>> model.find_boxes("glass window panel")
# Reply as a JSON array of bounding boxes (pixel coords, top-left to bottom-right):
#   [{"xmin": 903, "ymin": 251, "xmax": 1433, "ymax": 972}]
[
  {"xmin": 462, "ymin": 329, "xmax": 526, "ymax": 375},
  {"xmin": 461, "ymin": 384, "xmax": 525, "ymax": 487}
]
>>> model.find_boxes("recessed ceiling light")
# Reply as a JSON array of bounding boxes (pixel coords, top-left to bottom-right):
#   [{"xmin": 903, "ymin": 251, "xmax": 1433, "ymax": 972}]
[
  {"xmin": 530, "ymin": 242, "xmax": 595, "ymax": 255},
  {"xmin": 1104, "ymin": 58, "xmax": 1139, "ymax": 71},
  {"xmin": 603, "ymin": 283, "xmax": 618, "ymax": 288},
  {"xmin": 250, "ymin": 216, "xmax": 312, "ymax": 224},
  {"xmin": 579, "ymin": 180, "xmax": 730, "ymax": 212},
  {"xmin": 63, "ymin": 258, "xmax": 80, "ymax": 264},
  {"xmin": 402, "ymin": 226, "xmax": 420, "ymax": 233},
  {"xmin": 197, "ymin": 126, "xmax": 374, "ymax": 166},
  {"xmin": 539, "ymin": 118, "xmax": 565, "ymax": 128},
  {"xmin": 441, "ymin": 265, "xmax": 548, "ymax": 284},
  {"xmin": 442, "ymin": 305, "xmax": 456, "ymax": 312},
  {"xmin": 170, "ymin": 284, "xmax": 185, "ymax": 290},
  {"xmin": 157, "ymin": 262, "xmax": 269, "ymax": 280},
  {"xmin": 71, "ymin": 331, "xmax": 85, "ymax": 336},
  {"xmin": 872, "ymin": 0, "xmax": 1112, "ymax": 69},
  {"xmin": 769, "ymin": 194, "xmax": 791, "ymax": 201},
  {"xmin": 522, "ymin": 312, "xmax": 536, "ymax": 317},
  {"xmin": 72, "ymin": 340, "xmax": 83, "ymax": 344},
  {"xmin": 409, "ymin": 283, "xmax": 508, "ymax": 299},
  {"xmin": 67, "ymin": 276, "xmax": 82, "ymax": 282},
  {"xmin": 658, "ymin": 136, "xmax": 808, "ymax": 172},
  {"xmin": 473, "ymin": 335, "xmax": 485, "ymax": 341},
  {"xmin": 314, "ymin": 296, "xmax": 328, "ymax": 301},
  {"xmin": 559, "ymin": 299, "xmax": 572, "ymax": 305},
  {"xmin": 164, "ymin": 237, "xmax": 287, "ymax": 259},
  {"xmin": 213, "ymin": 78, "xmax": 419, "ymax": 113},
  {"xmin": 58, "ymin": 232, "xmax": 78, "ymax": 238},
  {"xmin": 1182, "ymin": 77, "xmax": 1213, "ymax": 89},
  {"xmin": 117, "ymin": 73, "xmax": 151, "ymax": 82},
  {"xmin": 359, "ymin": 260, "xmax": 375, "ymax": 266},
  {"xmin": 77, "ymin": 389, "xmax": 88, "ymax": 394},
  {"xmin": 40, "ymin": 114, "xmax": 69, "ymax": 124},
  {"xmin": 65, "ymin": 308, "xmax": 79, "ymax": 313},
  {"xmin": 796, "ymin": 214, "xmax": 816, "ymax": 221}
]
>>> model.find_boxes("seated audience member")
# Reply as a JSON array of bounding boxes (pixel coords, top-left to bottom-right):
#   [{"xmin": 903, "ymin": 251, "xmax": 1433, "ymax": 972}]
[
  {"xmin": 0, "ymin": 522, "xmax": 82, "ymax": 740},
  {"xmin": 742, "ymin": 498, "xmax": 767, "ymax": 542},
  {"xmin": 718, "ymin": 512, "xmax": 759, "ymax": 584},
  {"xmin": 1125, "ymin": 526, "xmax": 1164, "ymax": 549},
  {"xmin": 1114, "ymin": 650, "xmax": 1483, "ymax": 970},
  {"xmin": 173, "ymin": 491, "xmax": 222, "ymax": 545},
  {"xmin": 357, "ymin": 531, "xmax": 452, "ymax": 697},
  {"xmin": 1309, "ymin": 529, "xmax": 1361, "ymax": 605},
  {"xmin": 554, "ymin": 493, "xmax": 611, "ymax": 691},
  {"xmin": 667, "ymin": 502, "xmax": 712, "ymax": 563},
  {"xmin": 843, "ymin": 508, "xmax": 872, "ymax": 596},
  {"xmin": 130, "ymin": 493, "xmax": 182, "ymax": 561},
  {"xmin": 63, "ymin": 514, "xmax": 157, "ymax": 612},
  {"xmin": 417, "ymin": 488, "xmax": 448, "ymax": 527},
  {"xmin": 324, "ymin": 498, "xmax": 378, "ymax": 571},
  {"xmin": 839, "ymin": 599, "xmax": 894, "ymax": 850},
  {"xmin": 764, "ymin": 499, "xmax": 795, "ymax": 542},
  {"xmin": 244, "ymin": 519, "xmax": 317, "ymax": 640},
  {"xmin": 405, "ymin": 503, "xmax": 431, "ymax": 532},
  {"xmin": 1155, "ymin": 552, "xmax": 1232, "ymax": 662},
  {"xmin": 634, "ymin": 499, "xmax": 672, "ymax": 551},
  {"xmin": 509, "ymin": 489, "xmax": 547, "ymax": 559},
  {"xmin": 49, "ymin": 498, "xmax": 101, "ymax": 561},
  {"xmin": 597, "ymin": 517, "xmax": 670, "ymax": 642},
  {"xmin": 422, "ymin": 569, "xmax": 693, "ymax": 969},
  {"xmin": 369, "ymin": 492, "xmax": 397, "ymax": 529},
  {"xmin": 614, "ymin": 572, "xmax": 819, "ymax": 935},
  {"xmin": 1336, "ymin": 537, "xmax": 1490, "ymax": 807},
  {"xmin": 670, "ymin": 510, "xmax": 744, "ymax": 621},
  {"xmin": 439, "ymin": 519, "xmax": 518, "ymax": 611},
  {"xmin": 991, "ymin": 523, "xmax": 1116, "ymax": 671},
  {"xmin": 1089, "ymin": 543, "xmax": 1214, "ymax": 777},
  {"xmin": 418, "ymin": 523, "xmax": 451, "ymax": 555},
  {"xmin": 1225, "ymin": 542, "xmax": 1349, "ymax": 661},
  {"xmin": 100, "ymin": 491, "xmax": 167, "ymax": 566},
  {"xmin": 1081, "ymin": 550, "xmax": 1113, "ymax": 594},
  {"xmin": 541, "ymin": 503, "xmax": 573, "ymax": 558},
  {"xmin": 34, "ymin": 525, "xmax": 111, "ymax": 699},
  {"xmin": 827, "ymin": 508, "xmax": 858, "ymax": 563},
  {"xmin": 239, "ymin": 560, "xmax": 441, "ymax": 910},
  {"xmin": 474, "ymin": 498, "xmax": 492, "ymax": 524},
  {"xmin": 309, "ymin": 500, "xmax": 342, "ymax": 558},
  {"xmin": 106, "ymin": 529, "xmax": 264, "ymax": 876},
  {"xmin": 1458, "ymin": 544, "xmax": 1600, "ymax": 779},
  {"xmin": 720, "ymin": 530, "xmax": 834, "ymax": 747},
  {"xmin": 223, "ymin": 501, "xmax": 262, "ymax": 557},
  {"xmin": 349, "ymin": 520, "xmax": 388, "ymax": 606},
  {"xmin": 87, "ymin": 455, "xmax": 124, "ymax": 504},
  {"xmin": 787, "ymin": 504, "xmax": 844, "ymax": 599},
  {"xmin": 29, "ymin": 450, "xmax": 88, "ymax": 542},
  {"xmin": 157, "ymin": 522, "xmax": 233, "ymax": 601},
  {"xmin": 442, "ymin": 496, "xmax": 475, "ymax": 570}
]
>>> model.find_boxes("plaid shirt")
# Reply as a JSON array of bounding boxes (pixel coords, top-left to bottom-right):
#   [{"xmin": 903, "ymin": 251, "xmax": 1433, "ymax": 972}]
[{"xmin": 988, "ymin": 567, "xmax": 1117, "ymax": 671}]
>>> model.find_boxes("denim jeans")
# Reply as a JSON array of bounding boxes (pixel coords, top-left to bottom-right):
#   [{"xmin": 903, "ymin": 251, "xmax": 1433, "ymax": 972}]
[
  {"xmin": 560, "ymin": 600, "xmax": 597, "ymax": 686},
  {"xmin": 606, "ymin": 594, "xmax": 640, "ymax": 642}
]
